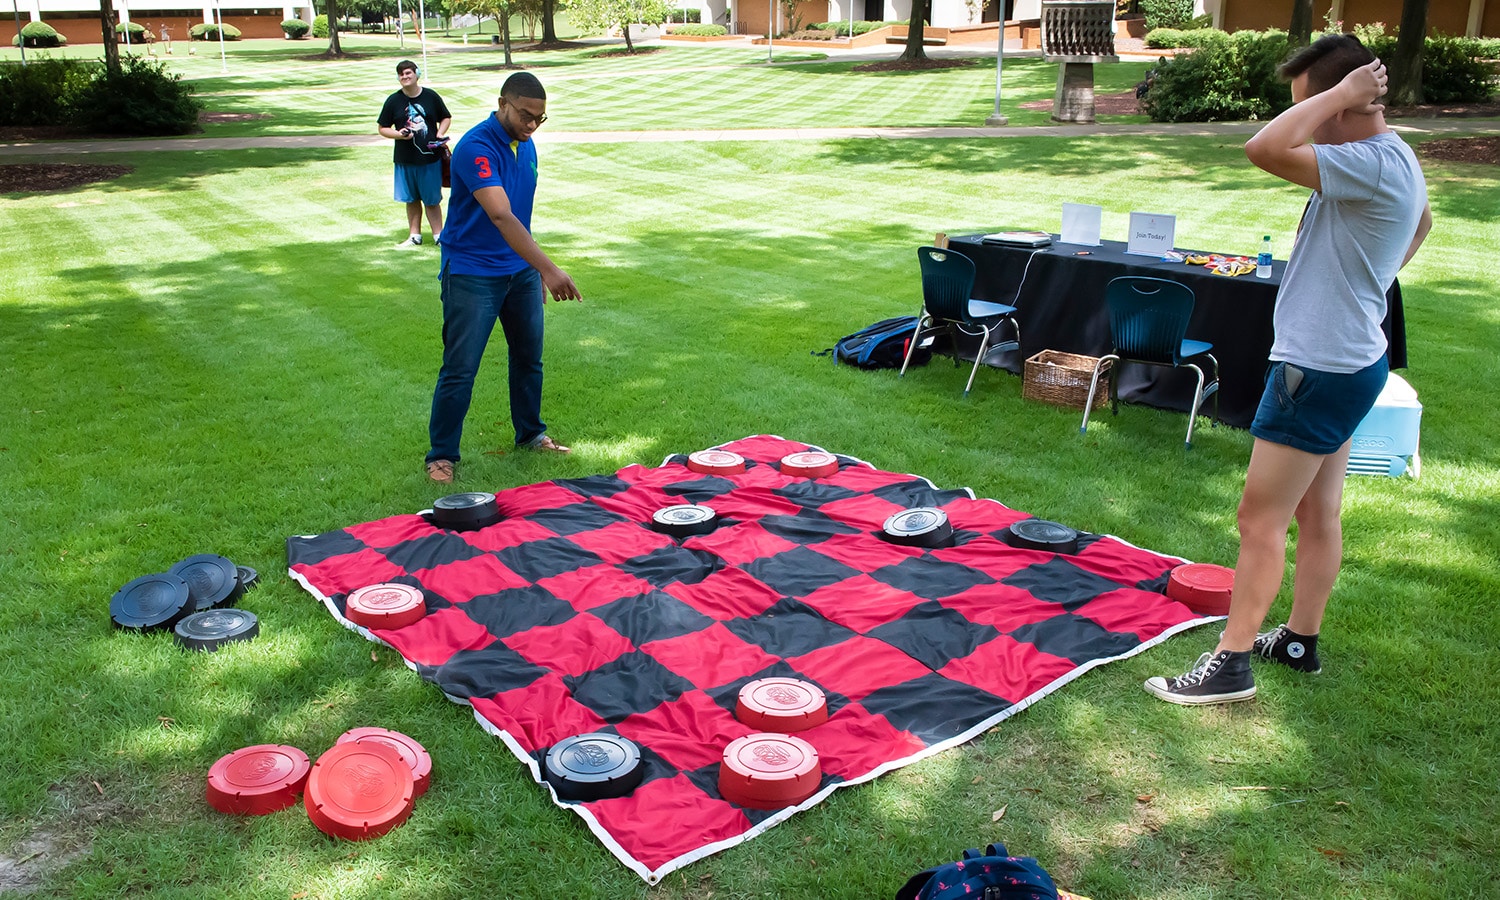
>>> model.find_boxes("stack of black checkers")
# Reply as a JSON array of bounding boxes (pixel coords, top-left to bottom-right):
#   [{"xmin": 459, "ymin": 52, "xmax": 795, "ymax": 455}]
[{"xmin": 110, "ymin": 553, "xmax": 263, "ymax": 651}]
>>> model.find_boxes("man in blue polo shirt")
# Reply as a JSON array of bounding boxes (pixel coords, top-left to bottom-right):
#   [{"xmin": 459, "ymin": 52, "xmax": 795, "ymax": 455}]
[{"xmin": 424, "ymin": 72, "xmax": 580, "ymax": 484}]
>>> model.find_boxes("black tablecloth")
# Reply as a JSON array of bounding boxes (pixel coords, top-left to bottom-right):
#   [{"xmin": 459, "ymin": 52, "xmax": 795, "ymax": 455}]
[{"xmin": 946, "ymin": 234, "xmax": 1405, "ymax": 429}]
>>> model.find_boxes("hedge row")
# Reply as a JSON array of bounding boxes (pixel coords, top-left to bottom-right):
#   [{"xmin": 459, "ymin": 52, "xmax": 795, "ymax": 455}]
[
  {"xmin": 673, "ymin": 24, "xmax": 726, "ymax": 36},
  {"xmin": 11, "ymin": 21, "xmax": 67, "ymax": 47},
  {"xmin": 0, "ymin": 56, "xmax": 201, "ymax": 135},
  {"xmin": 808, "ymin": 19, "xmax": 906, "ymax": 37},
  {"xmin": 190, "ymin": 21, "xmax": 242, "ymax": 40},
  {"xmin": 1142, "ymin": 30, "xmax": 1498, "ymax": 122}
]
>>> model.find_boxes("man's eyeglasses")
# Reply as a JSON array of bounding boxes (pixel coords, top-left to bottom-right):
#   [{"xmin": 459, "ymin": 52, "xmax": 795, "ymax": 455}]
[{"xmin": 507, "ymin": 105, "xmax": 548, "ymax": 127}]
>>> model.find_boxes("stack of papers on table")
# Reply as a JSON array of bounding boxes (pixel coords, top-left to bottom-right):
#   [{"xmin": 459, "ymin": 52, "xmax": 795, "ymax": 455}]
[{"xmin": 982, "ymin": 231, "xmax": 1053, "ymax": 248}]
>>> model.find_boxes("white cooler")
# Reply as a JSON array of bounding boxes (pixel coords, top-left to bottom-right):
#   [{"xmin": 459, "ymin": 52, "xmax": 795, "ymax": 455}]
[{"xmin": 1346, "ymin": 372, "xmax": 1422, "ymax": 478}]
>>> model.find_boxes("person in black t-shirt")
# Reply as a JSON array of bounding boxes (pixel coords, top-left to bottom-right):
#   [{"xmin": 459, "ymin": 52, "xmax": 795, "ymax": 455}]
[{"xmin": 377, "ymin": 60, "xmax": 452, "ymax": 248}]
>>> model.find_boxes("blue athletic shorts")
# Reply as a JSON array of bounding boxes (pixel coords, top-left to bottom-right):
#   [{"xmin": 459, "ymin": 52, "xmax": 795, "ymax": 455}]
[
  {"xmin": 394, "ymin": 162, "xmax": 442, "ymax": 206},
  {"xmin": 1250, "ymin": 355, "xmax": 1388, "ymax": 455}
]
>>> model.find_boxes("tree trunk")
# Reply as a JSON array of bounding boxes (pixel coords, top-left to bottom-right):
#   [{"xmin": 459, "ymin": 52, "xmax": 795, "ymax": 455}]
[
  {"xmin": 1288, "ymin": 0, "xmax": 1313, "ymax": 47},
  {"xmin": 1388, "ymin": 0, "xmax": 1428, "ymax": 106},
  {"xmin": 98, "ymin": 0, "xmax": 120, "ymax": 73},
  {"xmin": 622, "ymin": 17, "xmax": 634, "ymax": 51},
  {"xmin": 326, "ymin": 0, "xmax": 344, "ymax": 55},
  {"xmin": 502, "ymin": 10, "xmax": 512, "ymax": 63},
  {"xmin": 901, "ymin": 0, "xmax": 927, "ymax": 60},
  {"xmin": 541, "ymin": 0, "xmax": 557, "ymax": 43}
]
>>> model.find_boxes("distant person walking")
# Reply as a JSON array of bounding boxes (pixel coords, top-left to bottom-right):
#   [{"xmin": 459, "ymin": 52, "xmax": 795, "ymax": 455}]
[
  {"xmin": 423, "ymin": 72, "xmax": 580, "ymax": 484},
  {"xmin": 377, "ymin": 59, "xmax": 451, "ymax": 248},
  {"xmin": 1145, "ymin": 35, "xmax": 1432, "ymax": 706}
]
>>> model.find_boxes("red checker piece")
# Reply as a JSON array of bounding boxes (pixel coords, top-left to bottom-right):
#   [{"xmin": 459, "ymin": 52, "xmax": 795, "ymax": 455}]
[
  {"xmin": 735, "ymin": 677, "xmax": 828, "ymax": 733},
  {"xmin": 345, "ymin": 583, "xmax": 426, "ymax": 630},
  {"xmin": 336, "ymin": 727, "xmax": 433, "ymax": 798},
  {"xmin": 718, "ymin": 733, "xmax": 821, "ymax": 810},
  {"xmin": 206, "ymin": 744, "xmax": 311, "ymax": 816},
  {"xmin": 305, "ymin": 741, "xmax": 416, "ymax": 841},
  {"xmin": 780, "ymin": 450, "xmax": 839, "ymax": 479},
  {"xmin": 686, "ymin": 449, "xmax": 747, "ymax": 476},
  {"xmin": 1167, "ymin": 563, "xmax": 1234, "ymax": 616}
]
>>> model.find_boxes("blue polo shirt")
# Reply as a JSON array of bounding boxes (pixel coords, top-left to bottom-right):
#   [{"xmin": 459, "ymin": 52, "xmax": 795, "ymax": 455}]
[{"xmin": 441, "ymin": 112, "xmax": 539, "ymax": 277}]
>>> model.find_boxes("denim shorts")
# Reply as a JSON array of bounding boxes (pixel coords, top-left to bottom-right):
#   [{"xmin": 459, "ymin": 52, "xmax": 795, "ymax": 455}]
[
  {"xmin": 1250, "ymin": 355, "xmax": 1388, "ymax": 455},
  {"xmin": 394, "ymin": 161, "xmax": 442, "ymax": 205}
]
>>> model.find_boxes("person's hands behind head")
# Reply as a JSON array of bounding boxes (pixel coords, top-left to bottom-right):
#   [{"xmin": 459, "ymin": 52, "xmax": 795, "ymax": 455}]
[{"xmin": 1340, "ymin": 59, "xmax": 1388, "ymax": 115}]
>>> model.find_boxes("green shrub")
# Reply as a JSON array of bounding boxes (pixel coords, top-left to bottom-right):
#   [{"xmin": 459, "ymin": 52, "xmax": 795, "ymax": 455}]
[
  {"xmin": 1419, "ymin": 33, "xmax": 1497, "ymax": 103},
  {"xmin": 1474, "ymin": 37, "xmax": 1500, "ymax": 59},
  {"xmin": 1144, "ymin": 28, "xmax": 1181, "ymax": 49},
  {"xmin": 0, "ymin": 56, "xmax": 97, "ymax": 125},
  {"xmin": 12, "ymin": 21, "xmax": 64, "ymax": 48},
  {"xmin": 674, "ymin": 24, "xmax": 726, "ymax": 36},
  {"xmin": 68, "ymin": 55, "xmax": 201, "ymax": 135},
  {"xmin": 312, "ymin": 14, "xmax": 329, "ymax": 37},
  {"xmin": 281, "ymin": 18, "xmax": 310, "ymax": 38},
  {"xmin": 1142, "ymin": 30, "xmax": 1294, "ymax": 122},
  {"xmin": 114, "ymin": 21, "xmax": 156, "ymax": 41},
  {"xmin": 665, "ymin": 7, "xmax": 700, "ymax": 23},
  {"xmin": 190, "ymin": 21, "xmax": 242, "ymax": 40},
  {"xmin": 1141, "ymin": 0, "xmax": 1193, "ymax": 30}
]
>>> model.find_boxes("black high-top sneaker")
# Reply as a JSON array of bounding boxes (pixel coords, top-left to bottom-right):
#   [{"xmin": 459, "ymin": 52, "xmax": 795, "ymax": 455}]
[
  {"xmin": 1144, "ymin": 650, "xmax": 1256, "ymax": 705},
  {"xmin": 1252, "ymin": 624, "xmax": 1322, "ymax": 674}
]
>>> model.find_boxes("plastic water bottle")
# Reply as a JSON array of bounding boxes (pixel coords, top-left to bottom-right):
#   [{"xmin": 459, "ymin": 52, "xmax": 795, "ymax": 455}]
[{"xmin": 1256, "ymin": 235, "xmax": 1273, "ymax": 279}]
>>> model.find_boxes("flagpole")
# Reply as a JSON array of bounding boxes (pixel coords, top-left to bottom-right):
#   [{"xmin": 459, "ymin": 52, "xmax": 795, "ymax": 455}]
[{"xmin": 985, "ymin": 9, "xmax": 1007, "ymax": 125}]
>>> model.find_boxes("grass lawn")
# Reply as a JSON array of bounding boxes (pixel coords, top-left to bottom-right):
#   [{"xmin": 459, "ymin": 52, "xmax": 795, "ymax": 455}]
[{"xmin": 2, "ymin": 45, "xmax": 1499, "ymax": 900}]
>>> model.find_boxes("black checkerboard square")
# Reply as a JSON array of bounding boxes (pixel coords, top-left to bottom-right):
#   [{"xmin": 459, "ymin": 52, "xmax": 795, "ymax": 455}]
[
  {"xmin": 1002, "ymin": 558, "xmax": 1126, "ymax": 610},
  {"xmin": 723, "ymin": 598, "xmax": 859, "ymax": 659},
  {"xmin": 871, "ymin": 481, "xmax": 971, "ymax": 509},
  {"xmin": 423, "ymin": 644, "xmax": 548, "ymax": 699},
  {"xmin": 743, "ymin": 545, "xmax": 862, "ymax": 597},
  {"xmin": 772, "ymin": 480, "xmax": 861, "ymax": 510},
  {"xmin": 869, "ymin": 554, "xmax": 996, "ymax": 600},
  {"xmin": 554, "ymin": 474, "xmax": 633, "ymax": 499},
  {"xmin": 756, "ymin": 511, "xmax": 863, "ymax": 546},
  {"xmin": 288, "ymin": 531, "xmax": 367, "ymax": 566},
  {"xmin": 525, "ymin": 502, "xmax": 630, "ymax": 537},
  {"xmin": 1010, "ymin": 612, "xmax": 1143, "ymax": 665},
  {"xmin": 497, "ymin": 536, "xmax": 606, "ymax": 582},
  {"xmin": 461, "ymin": 584, "xmax": 577, "ymax": 639},
  {"xmin": 591, "ymin": 590, "xmax": 716, "ymax": 647},
  {"xmin": 865, "ymin": 600, "xmax": 1001, "ymax": 672},
  {"xmin": 565, "ymin": 650, "xmax": 698, "ymax": 722},
  {"xmin": 663, "ymin": 475, "xmax": 739, "ymax": 502},
  {"xmin": 618, "ymin": 545, "xmax": 723, "ymax": 589},
  {"xmin": 376, "ymin": 532, "xmax": 487, "ymax": 572},
  {"xmin": 858, "ymin": 672, "xmax": 1009, "ymax": 743}
]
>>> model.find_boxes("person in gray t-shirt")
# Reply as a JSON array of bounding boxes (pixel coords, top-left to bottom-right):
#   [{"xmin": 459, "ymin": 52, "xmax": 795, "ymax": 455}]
[{"xmin": 1146, "ymin": 35, "xmax": 1432, "ymax": 706}]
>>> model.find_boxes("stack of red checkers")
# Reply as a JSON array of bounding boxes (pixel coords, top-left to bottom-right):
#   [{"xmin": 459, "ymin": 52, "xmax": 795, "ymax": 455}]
[
  {"xmin": 686, "ymin": 449, "xmax": 747, "ymax": 476},
  {"xmin": 345, "ymin": 583, "xmax": 426, "ymax": 630},
  {"xmin": 779, "ymin": 450, "xmax": 839, "ymax": 479},
  {"xmin": 1166, "ymin": 563, "xmax": 1235, "ymax": 616},
  {"xmin": 336, "ymin": 727, "xmax": 432, "ymax": 798},
  {"xmin": 718, "ymin": 733, "xmax": 822, "ymax": 810},
  {"xmin": 735, "ymin": 677, "xmax": 828, "ymax": 733},
  {"xmin": 206, "ymin": 744, "xmax": 311, "ymax": 815},
  {"xmin": 305, "ymin": 742, "xmax": 416, "ymax": 840}
]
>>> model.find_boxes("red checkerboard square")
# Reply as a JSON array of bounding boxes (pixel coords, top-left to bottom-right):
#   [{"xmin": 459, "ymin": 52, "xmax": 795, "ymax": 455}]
[
  {"xmin": 458, "ymin": 517, "xmax": 561, "ymax": 553},
  {"xmin": 536, "ymin": 562, "xmax": 657, "ymax": 612},
  {"xmin": 662, "ymin": 566, "xmax": 785, "ymax": 620},
  {"xmin": 346, "ymin": 514, "xmax": 442, "ymax": 549},
  {"xmin": 493, "ymin": 481, "xmax": 589, "ymax": 517},
  {"xmin": 798, "ymin": 574, "xmax": 924, "ymax": 633},
  {"xmin": 935, "ymin": 582, "xmax": 1067, "ymax": 631},
  {"xmin": 806, "ymin": 704, "xmax": 927, "ymax": 780},
  {"xmin": 1074, "ymin": 588, "xmax": 1202, "ymax": 639},
  {"xmin": 585, "ymin": 774, "xmax": 750, "ymax": 872},
  {"xmin": 787, "ymin": 636, "xmax": 933, "ymax": 702},
  {"xmin": 615, "ymin": 689, "xmax": 752, "ymax": 772},
  {"xmin": 684, "ymin": 522, "xmax": 799, "ymax": 567},
  {"xmin": 416, "ymin": 553, "xmax": 530, "ymax": 604},
  {"xmin": 503, "ymin": 613, "xmax": 635, "ymax": 677},
  {"xmin": 938, "ymin": 633, "xmax": 1078, "ymax": 702},
  {"xmin": 641, "ymin": 623, "xmax": 782, "ymax": 690},
  {"xmin": 1071, "ymin": 536, "xmax": 1183, "ymax": 585},
  {"xmin": 294, "ymin": 548, "xmax": 408, "ymax": 598},
  {"xmin": 377, "ymin": 607, "xmax": 496, "ymax": 667},
  {"xmin": 473, "ymin": 672, "xmax": 609, "ymax": 752}
]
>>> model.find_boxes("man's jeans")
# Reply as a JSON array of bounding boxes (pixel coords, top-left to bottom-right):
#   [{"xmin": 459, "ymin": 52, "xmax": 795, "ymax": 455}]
[{"xmin": 427, "ymin": 267, "xmax": 545, "ymax": 463}]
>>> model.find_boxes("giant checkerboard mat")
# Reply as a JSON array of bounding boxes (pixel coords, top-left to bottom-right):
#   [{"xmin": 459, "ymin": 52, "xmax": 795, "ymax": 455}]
[{"xmin": 287, "ymin": 436, "xmax": 1213, "ymax": 882}]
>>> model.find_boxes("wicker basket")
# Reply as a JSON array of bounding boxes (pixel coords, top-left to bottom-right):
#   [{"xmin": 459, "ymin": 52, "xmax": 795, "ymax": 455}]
[{"xmin": 1023, "ymin": 350, "xmax": 1112, "ymax": 411}]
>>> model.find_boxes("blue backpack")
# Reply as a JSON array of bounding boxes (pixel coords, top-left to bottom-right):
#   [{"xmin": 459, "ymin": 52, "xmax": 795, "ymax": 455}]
[
  {"xmin": 820, "ymin": 316, "xmax": 931, "ymax": 370},
  {"xmin": 895, "ymin": 843, "xmax": 1059, "ymax": 900}
]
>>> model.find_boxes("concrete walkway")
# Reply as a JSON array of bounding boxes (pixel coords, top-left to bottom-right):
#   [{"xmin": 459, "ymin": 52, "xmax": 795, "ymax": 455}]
[{"xmin": 2, "ymin": 117, "xmax": 1497, "ymax": 157}]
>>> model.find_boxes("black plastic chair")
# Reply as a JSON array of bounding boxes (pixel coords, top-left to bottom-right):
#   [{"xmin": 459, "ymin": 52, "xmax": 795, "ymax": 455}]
[
  {"xmin": 901, "ymin": 246, "xmax": 1021, "ymax": 397},
  {"xmin": 1079, "ymin": 276, "xmax": 1219, "ymax": 448}
]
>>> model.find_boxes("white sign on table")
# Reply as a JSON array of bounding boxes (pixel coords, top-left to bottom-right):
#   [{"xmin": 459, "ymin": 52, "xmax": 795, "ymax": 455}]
[
  {"xmin": 1126, "ymin": 212, "xmax": 1176, "ymax": 256},
  {"xmin": 1061, "ymin": 203, "xmax": 1102, "ymax": 246}
]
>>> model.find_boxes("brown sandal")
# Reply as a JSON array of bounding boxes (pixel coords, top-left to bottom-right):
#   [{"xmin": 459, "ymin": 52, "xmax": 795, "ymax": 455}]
[
  {"xmin": 426, "ymin": 459, "xmax": 456, "ymax": 483},
  {"xmin": 529, "ymin": 435, "xmax": 571, "ymax": 454}
]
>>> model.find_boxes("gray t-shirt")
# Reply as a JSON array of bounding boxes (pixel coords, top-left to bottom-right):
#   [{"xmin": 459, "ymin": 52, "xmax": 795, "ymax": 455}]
[{"xmin": 1270, "ymin": 131, "xmax": 1427, "ymax": 373}]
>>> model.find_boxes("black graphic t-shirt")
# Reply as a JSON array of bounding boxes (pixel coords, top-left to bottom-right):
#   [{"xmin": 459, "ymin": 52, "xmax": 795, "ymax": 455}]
[{"xmin": 378, "ymin": 87, "xmax": 451, "ymax": 166}]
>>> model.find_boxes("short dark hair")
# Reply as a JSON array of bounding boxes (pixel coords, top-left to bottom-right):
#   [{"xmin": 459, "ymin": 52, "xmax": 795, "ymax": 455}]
[
  {"xmin": 501, "ymin": 71, "xmax": 546, "ymax": 102},
  {"xmin": 1279, "ymin": 34, "xmax": 1375, "ymax": 95},
  {"xmin": 396, "ymin": 59, "xmax": 418, "ymax": 75}
]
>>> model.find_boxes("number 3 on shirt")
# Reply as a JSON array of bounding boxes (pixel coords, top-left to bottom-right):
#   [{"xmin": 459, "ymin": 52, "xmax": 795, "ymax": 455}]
[{"xmin": 474, "ymin": 156, "xmax": 491, "ymax": 178}]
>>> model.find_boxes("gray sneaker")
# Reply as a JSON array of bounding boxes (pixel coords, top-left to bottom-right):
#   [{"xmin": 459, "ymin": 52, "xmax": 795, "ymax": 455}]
[
  {"xmin": 1144, "ymin": 650, "xmax": 1256, "ymax": 705},
  {"xmin": 1253, "ymin": 624, "xmax": 1322, "ymax": 674}
]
